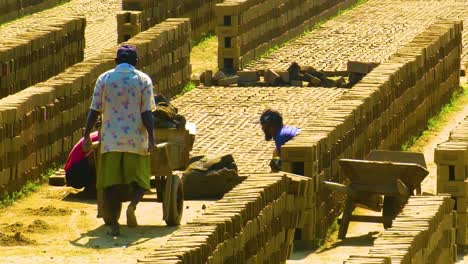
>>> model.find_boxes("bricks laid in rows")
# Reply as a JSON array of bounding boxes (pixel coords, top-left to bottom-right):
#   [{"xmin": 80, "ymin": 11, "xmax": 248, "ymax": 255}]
[
  {"xmin": 118, "ymin": 0, "xmax": 221, "ymax": 43},
  {"xmin": 139, "ymin": 172, "xmax": 315, "ymax": 263},
  {"xmin": 0, "ymin": 0, "xmax": 70, "ymax": 25},
  {"xmin": 280, "ymin": 20, "xmax": 462, "ymax": 242},
  {"xmin": 0, "ymin": 13, "xmax": 85, "ymax": 99},
  {"xmin": 435, "ymin": 111, "xmax": 468, "ymax": 245},
  {"xmin": 0, "ymin": 0, "xmax": 121, "ymax": 59},
  {"xmin": 0, "ymin": 18, "xmax": 191, "ymax": 196},
  {"xmin": 216, "ymin": 0, "xmax": 358, "ymax": 70},
  {"xmin": 344, "ymin": 196, "xmax": 455, "ymax": 264},
  {"xmin": 246, "ymin": 0, "xmax": 468, "ymax": 74},
  {"xmin": 171, "ymin": 86, "xmax": 347, "ymax": 173}
]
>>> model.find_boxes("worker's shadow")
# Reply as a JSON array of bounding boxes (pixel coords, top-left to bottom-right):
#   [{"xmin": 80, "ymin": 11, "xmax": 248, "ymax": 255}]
[
  {"xmin": 318, "ymin": 231, "xmax": 380, "ymax": 253},
  {"xmin": 62, "ymin": 189, "xmax": 98, "ymax": 205},
  {"xmin": 69, "ymin": 224, "xmax": 177, "ymax": 249}
]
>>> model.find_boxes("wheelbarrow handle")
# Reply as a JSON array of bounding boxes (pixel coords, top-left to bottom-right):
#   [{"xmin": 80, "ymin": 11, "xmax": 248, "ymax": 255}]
[{"xmin": 156, "ymin": 142, "xmax": 169, "ymax": 149}]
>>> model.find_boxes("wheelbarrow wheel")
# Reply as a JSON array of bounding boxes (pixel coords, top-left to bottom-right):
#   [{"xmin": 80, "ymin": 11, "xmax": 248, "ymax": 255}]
[{"xmin": 164, "ymin": 175, "xmax": 184, "ymax": 226}]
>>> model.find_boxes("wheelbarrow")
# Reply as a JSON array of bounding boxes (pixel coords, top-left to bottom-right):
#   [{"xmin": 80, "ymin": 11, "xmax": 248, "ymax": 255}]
[
  {"xmin": 95, "ymin": 123, "xmax": 196, "ymax": 226},
  {"xmin": 324, "ymin": 151, "xmax": 428, "ymax": 239},
  {"xmin": 150, "ymin": 123, "xmax": 195, "ymax": 226}
]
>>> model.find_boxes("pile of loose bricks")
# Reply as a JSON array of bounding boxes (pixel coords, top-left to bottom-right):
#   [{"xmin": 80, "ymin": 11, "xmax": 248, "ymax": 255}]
[
  {"xmin": 343, "ymin": 195, "xmax": 456, "ymax": 264},
  {"xmin": 0, "ymin": 0, "xmax": 69, "ymax": 24},
  {"xmin": 246, "ymin": 0, "xmax": 468, "ymax": 74},
  {"xmin": 216, "ymin": 0, "xmax": 358, "ymax": 70},
  {"xmin": 435, "ymin": 115, "xmax": 468, "ymax": 246},
  {"xmin": 0, "ymin": 12, "xmax": 85, "ymax": 98},
  {"xmin": 280, "ymin": 20, "xmax": 462, "ymax": 242},
  {"xmin": 117, "ymin": 0, "xmax": 221, "ymax": 43},
  {"xmin": 0, "ymin": 18, "xmax": 191, "ymax": 196},
  {"xmin": 138, "ymin": 172, "xmax": 315, "ymax": 263}
]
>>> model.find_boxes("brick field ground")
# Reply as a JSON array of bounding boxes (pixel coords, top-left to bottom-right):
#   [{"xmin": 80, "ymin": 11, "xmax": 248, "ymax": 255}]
[
  {"xmin": 56, "ymin": 0, "xmax": 121, "ymax": 58},
  {"xmin": 247, "ymin": 0, "xmax": 468, "ymax": 72},
  {"xmin": 172, "ymin": 87, "xmax": 347, "ymax": 172}
]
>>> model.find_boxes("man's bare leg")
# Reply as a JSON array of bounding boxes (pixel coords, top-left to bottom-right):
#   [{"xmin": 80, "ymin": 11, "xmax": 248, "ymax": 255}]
[
  {"xmin": 104, "ymin": 186, "xmax": 121, "ymax": 236},
  {"xmin": 126, "ymin": 183, "xmax": 145, "ymax": 227}
]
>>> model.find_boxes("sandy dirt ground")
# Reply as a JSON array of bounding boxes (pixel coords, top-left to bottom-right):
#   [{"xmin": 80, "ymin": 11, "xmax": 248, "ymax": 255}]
[
  {"xmin": 289, "ymin": 80, "xmax": 468, "ymax": 263},
  {"xmin": 0, "ymin": 186, "xmax": 214, "ymax": 264}
]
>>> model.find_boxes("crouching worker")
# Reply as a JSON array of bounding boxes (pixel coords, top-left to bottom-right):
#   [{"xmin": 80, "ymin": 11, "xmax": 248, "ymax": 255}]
[
  {"xmin": 259, "ymin": 109, "xmax": 301, "ymax": 172},
  {"xmin": 82, "ymin": 45, "xmax": 156, "ymax": 236}
]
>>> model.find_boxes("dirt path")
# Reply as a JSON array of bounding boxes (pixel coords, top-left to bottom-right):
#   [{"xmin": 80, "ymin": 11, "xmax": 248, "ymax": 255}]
[{"xmin": 0, "ymin": 186, "xmax": 214, "ymax": 263}]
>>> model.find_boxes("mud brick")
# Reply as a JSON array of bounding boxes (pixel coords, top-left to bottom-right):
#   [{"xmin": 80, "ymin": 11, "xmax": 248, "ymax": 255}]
[
  {"xmin": 217, "ymin": 76, "xmax": 239, "ymax": 86},
  {"xmin": 435, "ymin": 146, "xmax": 468, "ymax": 165},
  {"xmin": 290, "ymin": 80, "xmax": 303, "ymax": 87},
  {"xmin": 264, "ymin": 69, "xmax": 281, "ymax": 85},
  {"xmin": 455, "ymin": 198, "xmax": 468, "ymax": 213},
  {"xmin": 281, "ymin": 144, "xmax": 316, "ymax": 162},
  {"xmin": 347, "ymin": 61, "xmax": 379, "ymax": 74},
  {"xmin": 237, "ymin": 71, "xmax": 259, "ymax": 83},
  {"xmin": 438, "ymin": 164, "xmax": 467, "ymax": 182},
  {"xmin": 277, "ymin": 71, "xmax": 290, "ymax": 83},
  {"xmin": 438, "ymin": 180, "xmax": 468, "ymax": 197}
]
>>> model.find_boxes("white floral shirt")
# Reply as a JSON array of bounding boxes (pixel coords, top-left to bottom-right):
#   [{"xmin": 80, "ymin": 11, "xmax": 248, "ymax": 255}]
[{"xmin": 90, "ymin": 63, "xmax": 156, "ymax": 155}]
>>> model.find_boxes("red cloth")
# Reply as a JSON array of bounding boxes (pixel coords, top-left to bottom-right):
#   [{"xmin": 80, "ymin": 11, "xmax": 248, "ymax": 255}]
[{"xmin": 64, "ymin": 131, "xmax": 99, "ymax": 171}]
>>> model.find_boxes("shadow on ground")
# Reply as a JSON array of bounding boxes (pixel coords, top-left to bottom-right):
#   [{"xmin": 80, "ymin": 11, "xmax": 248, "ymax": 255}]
[
  {"xmin": 69, "ymin": 224, "xmax": 177, "ymax": 249},
  {"xmin": 290, "ymin": 231, "xmax": 380, "ymax": 261}
]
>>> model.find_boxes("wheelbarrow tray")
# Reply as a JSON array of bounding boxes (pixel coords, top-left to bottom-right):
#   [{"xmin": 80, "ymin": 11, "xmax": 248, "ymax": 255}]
[{"xmin": 339, "ymin": 159, "xmax": 429, "ymax": 194}]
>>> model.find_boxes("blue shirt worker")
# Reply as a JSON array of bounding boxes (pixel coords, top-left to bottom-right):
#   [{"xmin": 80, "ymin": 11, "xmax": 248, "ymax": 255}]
[{"xmin": 259, "ymin": 109, "xmax": 301, "ymax": 172}]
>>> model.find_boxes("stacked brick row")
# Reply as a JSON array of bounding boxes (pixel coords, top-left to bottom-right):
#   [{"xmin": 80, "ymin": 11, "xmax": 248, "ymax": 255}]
[
  {"xmin": 138, "ymin": 172, "xmax": 315, "ymax": 263},
  {"xmin": 117, "ymin": 0, "xmax": 221, "ymax": 43},
  {"xmin": 246, "ymin": 0, "xmax": 468, "ymax": 74},
  {"xmin": 0, "ymin": 0, "xmax": 70, "ymax": 25},
  {"xmin": 0, "ymin": 14, "xmax": 86, "ymax": 99},
  {"xmin": 216, "ymin": 0, "xmax": 358, "ymax": 70},
  {"xmin": 0, "ymin": 18, "xmax": 191, "ymax": 196},
  {"xmin": 435, "ymin": 115, "xmax": 468, "ymax": 246},
  {"xmin": 280, "ymin": 20, "xmax": 463, "ymax": 242},
  {"xmin": 343, "ymin": 196, "xmax": 456, "ymax": 264}
]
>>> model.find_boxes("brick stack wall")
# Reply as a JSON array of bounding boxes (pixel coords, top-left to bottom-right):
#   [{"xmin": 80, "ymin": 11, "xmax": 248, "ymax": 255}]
[
  {"xmin": 0, "ymin": 13, "xmax": 85, "ymax": 99},
  {"xmin": 117, "ymin": 0, "xmax": 222, "ymax": 43},
  {"xmin": 343, "ymin": 196, "xmax": 456, "ymax": 264},
  {"xmin": 216, "ymin": 0, "xmax": 358, "ymax": 70},
  {"xmin": 0, "ymin": 18, "xmax": 191, "ymax": 196},
  {"xmin": 281, "ymin": 20, "xmax": 462, "ymax": 242},
  {"xmin": 435, "ymin": 114, "xmax": 468, "ymax": 246},
  {"xmin": 0, "ymin": 0, "xmax": 70, "ymax": 25}
]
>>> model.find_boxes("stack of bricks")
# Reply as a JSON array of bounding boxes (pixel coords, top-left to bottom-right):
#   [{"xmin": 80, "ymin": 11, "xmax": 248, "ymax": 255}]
[
  {"xmin": 0, "ymin": 14, "xmax": 86, "ymax": 98},
  {"xmin": 280, "ymin": 20, "xmax": 462, "ymax": 242},
  {"xmin": 246, "ymin": 0, "xmax": 468, "ymax": 75},
  {"xmin": 117, "ymin": 0, "xmax": 222, "ymax": 43},
  {"xmin": 435, "ymin": 115, "xmax": 468, "ymax": 246},
  {"xmin": 343, "ymin": 195, "xmax": 456, "ymax": 264},
  {"xmin": 0, "ymin": 0, "xmax": 70, "ymax": 25},
  {"xmin": 0, "ymin": 18, "xmax": 191, "ymax": 196},
  {"xmin": 216, "ymin": 0, "xmax": 357, "ymax": 70},
  {"xmin": 138, "ymin": 172, "xmax": 315, "ymax": 263}
]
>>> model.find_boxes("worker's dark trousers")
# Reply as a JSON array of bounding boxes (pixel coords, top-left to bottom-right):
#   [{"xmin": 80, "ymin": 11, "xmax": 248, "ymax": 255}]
[{"xmin": 102, "ymin": 186, "xmax": 122, "ymax": 225}]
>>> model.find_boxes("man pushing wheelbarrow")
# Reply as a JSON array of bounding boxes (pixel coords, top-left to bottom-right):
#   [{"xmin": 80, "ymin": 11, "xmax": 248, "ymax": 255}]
[{"xmin": 82, "ymin": 45, "xmax": 156, "ymax": 236}]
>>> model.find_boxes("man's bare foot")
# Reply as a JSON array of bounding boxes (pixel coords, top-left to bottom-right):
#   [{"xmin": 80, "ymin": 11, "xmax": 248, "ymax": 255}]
[
  {"xmin": 126, "ymin": 205, "xmax": 138, "ymax": 227},
  {"xmin": 107, "ymin": 224, "xmax": 120, "ymax": 236}
]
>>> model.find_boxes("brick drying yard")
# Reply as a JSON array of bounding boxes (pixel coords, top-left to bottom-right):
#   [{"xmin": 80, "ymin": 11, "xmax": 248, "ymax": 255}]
[{"xmin": 0, "ymin": 0, "xmax": 468, "ymax": 263}]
